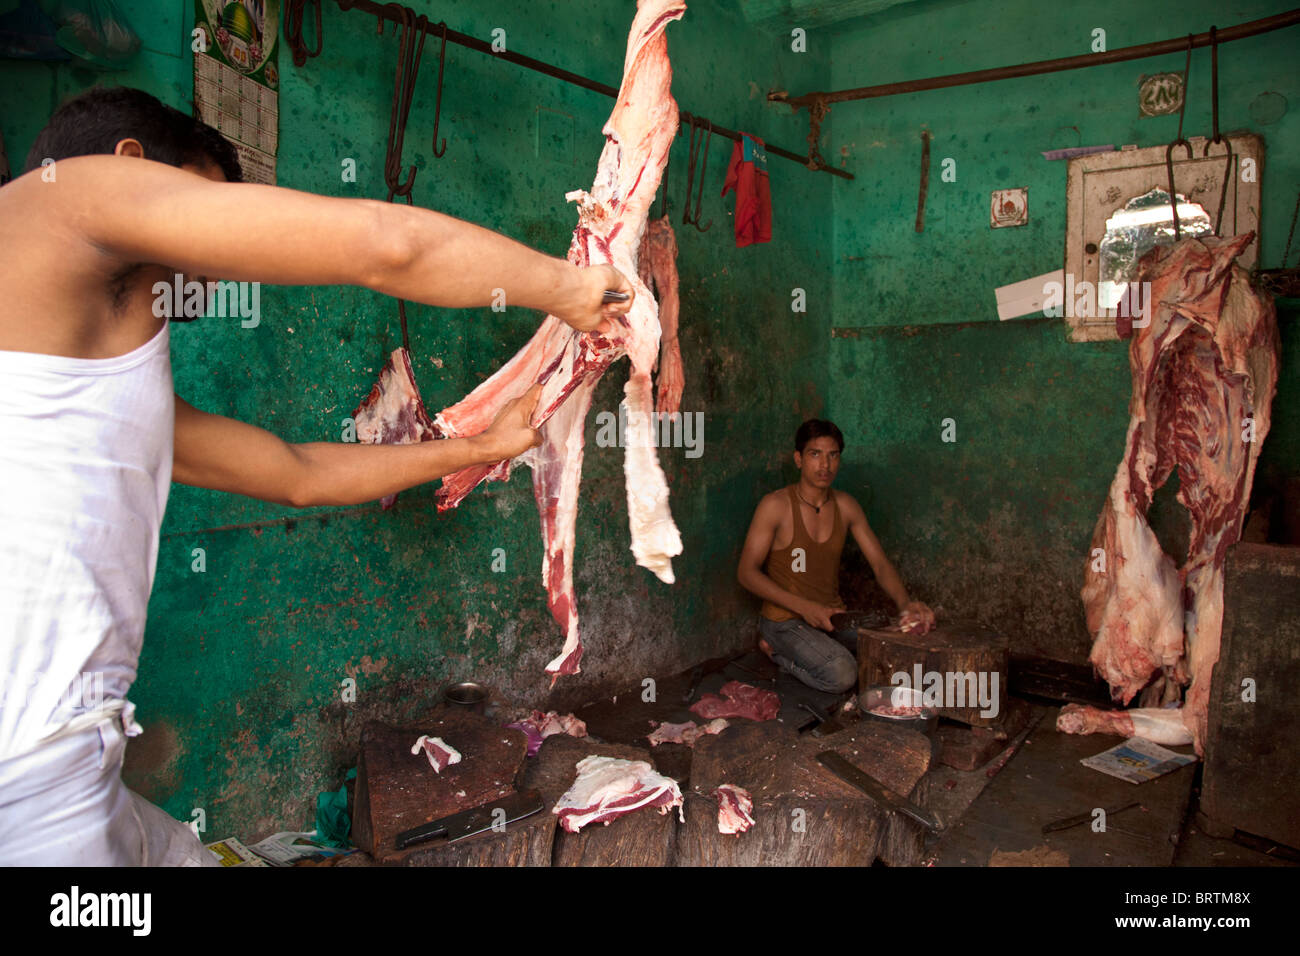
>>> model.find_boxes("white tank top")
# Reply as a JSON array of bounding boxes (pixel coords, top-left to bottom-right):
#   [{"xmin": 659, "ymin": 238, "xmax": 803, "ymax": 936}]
[{"xmin": 0, "ymin": 321, "xmax": 173, "ymax": 761}]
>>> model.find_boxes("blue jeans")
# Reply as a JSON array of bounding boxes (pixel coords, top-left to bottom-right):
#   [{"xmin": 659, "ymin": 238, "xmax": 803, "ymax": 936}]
[{"xmin": 758, "ymin": 617, "xmax": 859, "ymax": 694}]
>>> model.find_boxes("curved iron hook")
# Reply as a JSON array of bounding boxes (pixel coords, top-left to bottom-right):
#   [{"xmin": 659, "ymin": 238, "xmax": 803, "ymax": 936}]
[
  {"xmin": 1164, "ymin": 34, "xmax": 1195, "ymax": 243},
  {"xmin": 689, "ymin": 119, "xmax": 713, "ymax": 233},
  {"xmin": 285, "ymin": 0, "xmax": 322, "ymax": 67},
  {"xmin": 655, "ymin": 129, "xmax": 673, "ymax": 219},
  {"xmin": 432, "ymin": 22, "xmax": 449, "ymax": 158},
  {"xmin": 1202, "ymin": 137, "xmax": 1234, "ymax": 236},
  {"xmin": 1166, "ymin": 139, "xmax": 1194, "ymax": 241},
  {"xmin": 383, "ymin": 6, "xmax": 429, "ymax": 203},
  {"xmin": 682, "ymin": 116, "xmax": 698, "ymax": 228}
]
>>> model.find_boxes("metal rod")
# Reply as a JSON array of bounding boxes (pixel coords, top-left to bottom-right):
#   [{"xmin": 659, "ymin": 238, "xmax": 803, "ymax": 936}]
[
  {"xmin": 914, "ymin": 129, "xmax": 930, "ymax": 233},
  {"xmin": 332, "ymin": 0, "xmax": 853, "ymax": 179},
  {"xmin": 774, "ymin": 9, "xmax": 1300, "ymax": 109}
]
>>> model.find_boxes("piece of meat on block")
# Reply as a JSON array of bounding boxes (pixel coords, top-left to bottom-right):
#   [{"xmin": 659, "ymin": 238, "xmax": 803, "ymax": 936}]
[
  {"xmin": 714, "ymin": 784, "xmax": 755, "ymax": 835},
  {"xmin": 352, "ymin": 713, "xmax": 527, "ymax": 865},
  {"xmin": 673, "ymin": 720, "xmax": 932, "ymax": 867},
  {"xmin": 410, "ymin": 735, "xmax": 462, "ymax": 773},
  {"xmin": 689, "ymin": 681, "xmax": 779, "ymax": 721},
  {"xmin": 524, "ymin": 735, "xmax": 678, "ymax": 866},
  {"xmin": 646, "ymin": 718, "xmax": 729, "ymax": 747},
  {"xmin": 553, "ymin": 755, "xmax": 683, "ymax": 832}
]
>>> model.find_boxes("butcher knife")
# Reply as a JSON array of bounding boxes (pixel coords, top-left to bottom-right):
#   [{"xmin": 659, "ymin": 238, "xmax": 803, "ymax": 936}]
[
  {"xmin": 1041, "ymin": 801, "xmax": 1140, "ymax": 835},
  {"xmin": 815, "ymin": 751, "xmax": 941, "ymax": 832},
  {"xmin": 394, "ymin": 790, "xmax": 544, "ymax": 850},
  {"xmin": 602, "ymin": 290, "xmax": 630, "ymax": 303},
  {"xmin": 798, "ymin": 700, "xmax": 848, "ymax": 737}
]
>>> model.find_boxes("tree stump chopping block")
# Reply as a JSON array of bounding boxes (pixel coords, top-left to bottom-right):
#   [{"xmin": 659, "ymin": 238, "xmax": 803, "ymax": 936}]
[
  {"xmin": 352, "ymin": 713, "xmax": 528, "ymax": 865},
  {"xmin": 858, "ymin": 618, "xmax": 1009, "ymax": 727},
  {"xmin": 673, "ymin": 719, "xmax": 932, "ymax": 867},
  {"xmin": 524, "ymin": 735, "xmax": 678, "ymax": 867}
]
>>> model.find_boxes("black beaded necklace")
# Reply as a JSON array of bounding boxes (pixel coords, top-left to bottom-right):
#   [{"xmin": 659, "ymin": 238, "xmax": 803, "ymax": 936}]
[{"xmin": 797, "ymin": 489, "xmax": 830, "ymax": 514}]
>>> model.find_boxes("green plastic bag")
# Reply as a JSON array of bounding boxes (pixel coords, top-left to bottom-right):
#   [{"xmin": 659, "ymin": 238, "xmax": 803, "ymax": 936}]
[
  {"xmin": 38, "ymin": 0, "xmax": 140, "ymax": 67},
  {"xmin": 314, "ymin": 767, "xmax": 356, "ymax": 848}
]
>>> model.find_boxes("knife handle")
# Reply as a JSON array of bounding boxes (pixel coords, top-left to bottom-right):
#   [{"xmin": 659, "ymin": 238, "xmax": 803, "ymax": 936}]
[{"xmin": 394, "ymin": 820, "xmax": 449, "ymax": 850}]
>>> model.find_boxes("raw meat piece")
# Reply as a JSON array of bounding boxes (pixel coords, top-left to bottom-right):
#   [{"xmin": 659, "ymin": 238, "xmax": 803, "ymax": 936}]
[
  {"xmin": 689, "ymin": 681, "xmax": 780, "ymax": 722},
  {"xmin": 410, "ymin": 735, "xmax": 462, "ymax": 773},
  {"xmin": 1055, "ymin": 703, "xmax": 1194, "ymax": 746},
  {"xmin": 1080, "ymin": 233, "xmax": 1279, "ymax": 754},
  {"xmin": 506, "ymin": 710, "xmax": 589, "ymax": 758},
  {"xmin": 713, "ymin": 784, "xmax": 755, "ymax": 835},
  {"xmin": 352, "ymin": 347, "xmax": 437, "ymax": 508},
  {"xmin": 430, "ymin": 0, "xmax": 687, "ymax": 680},
  {"xmin": 645, "ymin": 717, "xmax": 729, "ymax": 747},
  {"xmin": 637, "ymin": 215, "xmax": 684, "ymax": 415},
  {"xmin": 552, "ymin": 755, "xmax": 684, "ymax": 833}
]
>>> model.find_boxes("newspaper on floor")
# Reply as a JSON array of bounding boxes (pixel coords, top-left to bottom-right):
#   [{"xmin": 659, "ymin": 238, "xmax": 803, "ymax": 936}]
[
  {"xmin": 248, "ymin": 831, "xmax": 353, "ymax": 866},
  {"xmin": 1080, "ymin": 736, "xmax": 1197, "ymax": 784},
  {"xmin": 205, "ymin": 837, "xmax": 270, "ymax": 867}
]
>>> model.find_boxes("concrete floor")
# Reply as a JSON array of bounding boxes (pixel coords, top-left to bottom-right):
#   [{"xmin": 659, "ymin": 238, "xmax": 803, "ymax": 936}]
[{"xmin": 331, "ymin": 651, "xmax": 1297, "ymax": 867}]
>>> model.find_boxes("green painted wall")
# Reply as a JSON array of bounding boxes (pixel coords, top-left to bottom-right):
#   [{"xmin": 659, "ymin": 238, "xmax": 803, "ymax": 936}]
[
  {"xmin": 826, "ymin": 0, "xmax": 1299, "ymax": 663},
  {"xmin": 7, "ymin": 0, "xmax": 1294, "ymax": 843},
  {"xmin": 1, "ymin": 0, "xmax": 835, "ymax": 839}
]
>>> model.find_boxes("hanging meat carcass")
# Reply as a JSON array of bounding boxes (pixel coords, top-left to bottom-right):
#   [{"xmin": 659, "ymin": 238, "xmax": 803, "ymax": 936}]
[
  {"xmin": 1066, "ymin": 232, "xmax": 1279, "ymax": 754},
  {"xmin": 638, "ymin": 215, "xmax": 685, "ymax": 416},
  {"xmin": 431, "ymin": 0, "xmax": 687, "ymax": 678}
]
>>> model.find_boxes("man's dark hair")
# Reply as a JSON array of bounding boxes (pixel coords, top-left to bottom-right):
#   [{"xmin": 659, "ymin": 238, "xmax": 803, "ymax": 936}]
[
  {"xmin": 795, "ymin": 419, "xmax": 844, "ymax": 453},
  {"xmin": 23, "ymin": 86, "xmax": 242, "ymax": 182}
]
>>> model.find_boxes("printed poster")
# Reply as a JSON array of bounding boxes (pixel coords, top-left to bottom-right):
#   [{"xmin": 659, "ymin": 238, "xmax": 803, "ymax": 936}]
[{"xmin": 192, "ymin": 0, "xmax": 280, "ymax": 184}]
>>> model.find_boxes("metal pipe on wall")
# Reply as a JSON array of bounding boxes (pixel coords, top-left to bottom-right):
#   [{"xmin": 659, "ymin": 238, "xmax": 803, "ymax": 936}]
[
  {"xmin": 281, "ymin": 0, "xmax": 855, "ymax": 179},
  {"xmin": 772, "ymin": 9, "xmax": 1300, "ymax": 108}
]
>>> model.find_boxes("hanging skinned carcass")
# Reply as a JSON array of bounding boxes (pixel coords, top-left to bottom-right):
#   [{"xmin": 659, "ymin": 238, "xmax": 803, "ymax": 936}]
[
  {"xmin": 355, "ymin": 0, "xmax": 688, "ymax": 680},
  {"xmin": 638, "ymin": 214, "xmax": 685, "ymax": 416},
  {"xmin": 1061, "ymin": 233, "xmax": 1279, "ymax": 754}
]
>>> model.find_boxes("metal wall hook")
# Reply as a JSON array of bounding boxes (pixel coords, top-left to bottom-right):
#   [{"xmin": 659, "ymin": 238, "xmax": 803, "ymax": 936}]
[
  {"xmin": 285, "ymin": 0, "xmax": 323, "ymax": 67},
  {"xmin": 682, "ymin": 117, "xmax": 713, "ymax": 232},
  {"xmin": 1165, "ymin": 140, "xmax": 1193, "ymax": 241},
  {"xmin": 432, "ymin": 22, "xmax": 450, "ymax": 157},
  {"xmin": 383, "ymin": 5, "xmax": 429, "ymax": 202},
  {"xmin": 1208, "ymin": 25, "xmax": 1222, "ymax": 146},
  {"xmin": 1164, "ymin": 35, "xmax": 1195, "ymax": 242},
  {"xmin": 1202, "ymin": 137, "xmax": 1234, "ymax": 235}
]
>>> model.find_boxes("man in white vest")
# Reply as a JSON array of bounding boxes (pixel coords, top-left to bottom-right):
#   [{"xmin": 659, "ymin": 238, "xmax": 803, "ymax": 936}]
[{"xmin": 0, "ymin": 87, "xmax": 633, "ymax": 865}]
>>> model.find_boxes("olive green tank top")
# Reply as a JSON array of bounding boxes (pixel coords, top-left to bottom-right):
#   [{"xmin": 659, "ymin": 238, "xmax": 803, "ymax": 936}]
[{"xmin": 760, "ymin": 485, "xmax": 847, "ymax": 622}]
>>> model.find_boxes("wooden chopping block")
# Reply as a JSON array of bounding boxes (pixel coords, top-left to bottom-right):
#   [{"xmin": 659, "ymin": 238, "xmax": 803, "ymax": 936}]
[
  {"xmin": 674, "ymin": 719, "xmax": 932, "ymax": 867},
  {"xmin": 352, "ymin": 711, "xmax": 528, "ymax": 864},
  {"xmin": 936, "ymin": 696, "xmax": 1032, "ymax": 771},
  {"xmin": 523, "ymin": 735, "xmax": 678, "ymax": 867},
  {"xmin": 858, "ymin": 618, "xmax": 1009, "ymax": 727}
]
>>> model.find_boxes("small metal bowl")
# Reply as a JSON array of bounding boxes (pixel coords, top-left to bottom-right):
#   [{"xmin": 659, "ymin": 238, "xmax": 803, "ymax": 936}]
[
  {"xmin": 859, "ymin": 685, "xmax": 938, "ymax": 736},
  {"xmin": 442, "ymin": 681, "xmax": 488, "ymax": 713}
]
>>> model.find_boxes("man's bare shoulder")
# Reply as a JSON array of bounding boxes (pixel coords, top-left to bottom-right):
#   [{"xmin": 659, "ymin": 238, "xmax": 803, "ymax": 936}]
[
  {"xmin": 750, "ymin": 487, "xmax": 790, "ymax": 523},
  {"xmin": 834, "ymin": 489, "xmax": 867, "ymax": 520},
  {"xmin": 3, "ymin": 154, "xmax": 122, "ymax": 200}
]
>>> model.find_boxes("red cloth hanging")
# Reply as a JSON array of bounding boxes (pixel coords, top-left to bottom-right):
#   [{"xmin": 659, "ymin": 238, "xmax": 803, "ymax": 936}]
[{"xmin": 721, "ymin": 132, "xmax": 771, "ymax": 247}]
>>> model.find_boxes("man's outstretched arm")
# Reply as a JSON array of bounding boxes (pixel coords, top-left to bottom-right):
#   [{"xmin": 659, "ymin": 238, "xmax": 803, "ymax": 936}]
[
  {"xmin": 173, "ymin": 387, "xmax": 541, "ymax": 507},
  {"xmin": 56, "ymin": 155, "xmax": 632, "ymax": 331}
]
